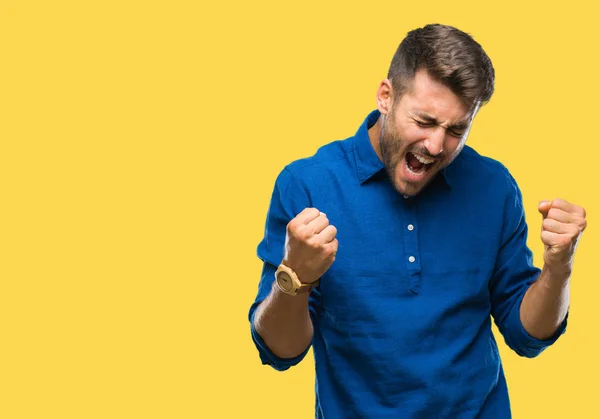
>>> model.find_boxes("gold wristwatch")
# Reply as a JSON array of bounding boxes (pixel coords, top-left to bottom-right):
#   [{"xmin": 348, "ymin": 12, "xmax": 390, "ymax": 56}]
[{"xmin": 275, "ymin": 263, "xmax": 319, "ymax": 296}]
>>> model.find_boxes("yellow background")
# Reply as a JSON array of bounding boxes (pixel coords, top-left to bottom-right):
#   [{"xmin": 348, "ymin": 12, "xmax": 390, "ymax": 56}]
[{"xmin": 1, "ymin": 0, "xmax": 598, "ymax": 417}]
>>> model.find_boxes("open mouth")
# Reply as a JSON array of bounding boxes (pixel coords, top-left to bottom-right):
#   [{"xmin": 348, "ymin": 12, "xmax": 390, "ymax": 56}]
[{"xmin": 404, "ymin": 151, "xmax": 436, "ymax": 180}]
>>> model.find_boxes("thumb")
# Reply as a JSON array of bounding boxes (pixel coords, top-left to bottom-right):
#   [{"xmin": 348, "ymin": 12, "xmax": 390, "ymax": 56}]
[{"xmin": 538, "ymin": 200, "xmax": 551, "ymax": 219}]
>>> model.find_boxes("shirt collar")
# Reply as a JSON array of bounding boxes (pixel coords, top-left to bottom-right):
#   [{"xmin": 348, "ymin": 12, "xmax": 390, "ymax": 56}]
[
  {"xmin": 353, "ymin": 110, "xmax": 385, "ymax": 184},
  {"xmin": 353, "ymin": 110, "xmax": 453, "ymax": 189}
]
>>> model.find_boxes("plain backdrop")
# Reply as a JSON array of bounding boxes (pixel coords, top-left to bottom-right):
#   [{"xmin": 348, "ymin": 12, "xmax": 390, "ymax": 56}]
[{"xmin": 1, "ymin": 1, "xmax": 598, "ymax": 418}]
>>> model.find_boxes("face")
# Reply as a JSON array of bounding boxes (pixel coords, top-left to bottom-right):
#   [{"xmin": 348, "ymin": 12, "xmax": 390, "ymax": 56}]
[{"xmin": 378, "ymin": 69, "xmax": 478, "ymax": 196}]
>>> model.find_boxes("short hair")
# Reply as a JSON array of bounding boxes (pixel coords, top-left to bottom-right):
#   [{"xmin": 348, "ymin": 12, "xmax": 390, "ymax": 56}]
[{"xmin": 387, "ymin": 24, "xmax": 495, "ymax": 107}]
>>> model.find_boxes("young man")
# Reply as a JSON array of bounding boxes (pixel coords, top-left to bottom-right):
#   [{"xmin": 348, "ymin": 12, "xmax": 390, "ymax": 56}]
[{"xmin": 249, "ymin": 24, "xmax": 586, "ymax": 418}]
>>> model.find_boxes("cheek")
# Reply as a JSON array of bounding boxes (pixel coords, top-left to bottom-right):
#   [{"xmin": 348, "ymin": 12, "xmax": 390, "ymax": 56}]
[
  {"xmin": 444, "ymin": 137, "xmax": 464, "ymax": 153},
  {"xmin": 445, "ymin": 138, "xmax": 466, "ymax": 160},
  {"xmin": 395, "ymin": 124, "xmax": 424, "ymax": 146}
]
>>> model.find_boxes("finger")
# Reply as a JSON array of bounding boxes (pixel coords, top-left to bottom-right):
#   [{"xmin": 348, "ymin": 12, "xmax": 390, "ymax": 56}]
[
  {"xmin": 538, "ymin": 200, "xmax": 551, "ymax": 219},
  {"xmin": 308, "ymin": 213, "xmax": 330, "ymax": 234},
  {"xmin": 549, "ymin": 199, "xmax": 586, "ymax": 217},
  {"xmin": 296, "ymin": 208, "xmax": 322, "ymax": 225},
  {"xmin": 542, "ymin": 218, "xmax": 575, "ymax": 235},
  {"xmin": 316, "ymin": 224, "xmax": 337, "ymax": 243},
  {"xmin": 323, "ymin": 238, "xmax": 338, "ymax": 256},
  {"xmin": 546, "ymin": 207, "xmax": 580, "ymax": 224},
  {"xmin": 541, "ymin": 230, "xmax": 574, "ymax": 248}
]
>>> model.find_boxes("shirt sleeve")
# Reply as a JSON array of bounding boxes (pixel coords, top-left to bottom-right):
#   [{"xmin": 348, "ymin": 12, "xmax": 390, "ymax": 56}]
[
  {"xmin": 248, "ymin": 168, "xmax": 320, "ymax": 371},
  {"xmin": 489, "ymin": 169, "xmax": 568, "ymax": 358}
]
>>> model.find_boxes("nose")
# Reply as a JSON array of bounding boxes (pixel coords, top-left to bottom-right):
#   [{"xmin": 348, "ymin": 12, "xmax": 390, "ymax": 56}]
[{"xmin": 424, "ymin": 126, "xmax": 445, "ymax": 156}]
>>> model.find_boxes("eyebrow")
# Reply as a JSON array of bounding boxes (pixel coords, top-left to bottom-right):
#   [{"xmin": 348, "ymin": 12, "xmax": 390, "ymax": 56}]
[{"xmin": 413, "ymin": 111, "xmax": 470, "ymax": 131}]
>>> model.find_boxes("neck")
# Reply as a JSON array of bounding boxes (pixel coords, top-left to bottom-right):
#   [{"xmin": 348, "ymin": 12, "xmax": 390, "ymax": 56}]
[{"xmin": 368, "ymin": 114, "xmax": 384, "ymax": 162}]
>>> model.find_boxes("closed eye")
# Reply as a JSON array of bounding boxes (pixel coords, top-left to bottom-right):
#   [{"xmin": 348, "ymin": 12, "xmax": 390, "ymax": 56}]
[
  {"xmin": 448, "ymin": 129, "xmax": 465, "ymax": 138},
  {"xmin": 414, "ymin": 118, "xmax": 466, "ymax": 138},
  {"xmin": 414, "ymin": 119, "xmax": 434, "ymax": 128}
]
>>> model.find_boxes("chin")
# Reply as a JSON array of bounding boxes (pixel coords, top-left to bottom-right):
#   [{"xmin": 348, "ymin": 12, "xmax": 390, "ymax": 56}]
[
  {"xmin": 392, "ymin": 170, "xmax": 435, "ymax": 197},
  {"xmin": 397, "ymin": 183, "xmax": 423, "ymax": 197},
  {"xmin": 391, "ymin": 177, "xmax": 421, "ymax": 197}
]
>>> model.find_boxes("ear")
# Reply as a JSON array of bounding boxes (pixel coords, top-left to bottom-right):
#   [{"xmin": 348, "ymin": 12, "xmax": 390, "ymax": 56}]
[{"xmin": 376, "ymin": 79, "xmax": 393, "ymax": 115}]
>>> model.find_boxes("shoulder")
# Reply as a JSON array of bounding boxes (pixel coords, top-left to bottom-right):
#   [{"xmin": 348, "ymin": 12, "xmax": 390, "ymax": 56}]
[
  {"xmin": 286, "ymin": 138, "xmax": 351, "ymax": 173},
  {"xmin": 268, "ymin": 137, "xmax": 354, "ymax": 205},
  {"xmin": 450, "ymin": 146, "xmax": 519, "ymax": 195},
  {"xmin": 278, "ymin": 137, "xmax": 354, "ymax": 187}
]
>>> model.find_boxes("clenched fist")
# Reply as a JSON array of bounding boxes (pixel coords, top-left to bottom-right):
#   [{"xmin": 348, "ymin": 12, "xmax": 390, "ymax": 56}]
[
  {"xmin": 283, "ymin": 208, "xmax": 338, "ymax": 284},
  {"xmin": 538, "ymin": 199, "xmax": 587, "ymax": 275}
]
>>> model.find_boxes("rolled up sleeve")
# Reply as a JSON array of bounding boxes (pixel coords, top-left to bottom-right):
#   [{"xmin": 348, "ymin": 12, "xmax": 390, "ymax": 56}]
[
  {"xmin": 249, "ymin": 263, "xmax": 314, "ymax": 371},
  {"xmin": 248, "ymin": 168, "xmax": 318, "ymax": 370},
  {"xmin": 489, "ymin": 170, "xmax": 567, "ymax": 358}
]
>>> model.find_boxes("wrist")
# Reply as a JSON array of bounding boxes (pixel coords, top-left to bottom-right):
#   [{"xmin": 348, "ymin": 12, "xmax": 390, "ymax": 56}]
[
  {"xmin": 541, "ymin": 263, "xmax": 572, "ymax": 287},
  {"xmin": 275, "ymin": 262, "xmax": 320, "ymax": 296},
  {"xmin": 272, "ymin": 280, "xmax": 310, "ymax": 300},
  {"xmin": 281, "ymin": 259, "xmax": 318, "ymax": 284}
]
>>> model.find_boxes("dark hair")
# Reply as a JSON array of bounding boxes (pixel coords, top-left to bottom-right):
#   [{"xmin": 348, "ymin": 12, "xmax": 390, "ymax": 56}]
[{"xmin": 387, "ymin": 24, "xmax": 495, "ymax": 107}]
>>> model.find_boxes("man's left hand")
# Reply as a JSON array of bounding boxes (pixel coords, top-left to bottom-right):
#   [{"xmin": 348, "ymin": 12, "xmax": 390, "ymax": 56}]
[{"xmin": 538, "ymin": 198, "xmax": 587, "ymax": 276}]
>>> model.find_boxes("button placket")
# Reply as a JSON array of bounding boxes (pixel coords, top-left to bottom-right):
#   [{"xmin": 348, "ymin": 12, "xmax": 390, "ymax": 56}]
[{"xmin": 402, "ymin": 201, "xmax": 421, "ymax": 294}]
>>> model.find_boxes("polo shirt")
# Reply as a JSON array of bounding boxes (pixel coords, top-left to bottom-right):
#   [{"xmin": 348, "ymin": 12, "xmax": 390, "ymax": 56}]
[{"xmin": 249, "ymin": 110, "xmax": 567, "ymax": 418}]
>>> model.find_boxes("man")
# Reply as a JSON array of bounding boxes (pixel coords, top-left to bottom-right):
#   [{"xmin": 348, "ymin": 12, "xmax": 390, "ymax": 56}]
[{"xmin": 248, "ymin": 24, "xmax": 587, "ymax": 418}]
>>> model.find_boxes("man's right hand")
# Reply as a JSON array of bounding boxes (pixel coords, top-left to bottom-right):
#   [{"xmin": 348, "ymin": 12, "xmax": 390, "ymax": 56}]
[{"xmin": 283, "ymin": 208, "xmax": 338, "ymax": 284}]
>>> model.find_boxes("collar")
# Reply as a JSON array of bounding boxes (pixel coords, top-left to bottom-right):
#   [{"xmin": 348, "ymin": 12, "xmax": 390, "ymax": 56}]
[
  {"xmin": 353, "ymin": 110, "xmax": 385, "ymax": 184},
  {"xmin": 353, "ymin": 110, "xmax": 453, "ymax": 189}
]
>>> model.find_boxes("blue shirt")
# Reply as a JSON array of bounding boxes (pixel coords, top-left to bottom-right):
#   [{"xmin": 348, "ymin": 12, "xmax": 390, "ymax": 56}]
[{"xmin": 249, "ymin": 110, "xmax": 567, "ymax": 418}]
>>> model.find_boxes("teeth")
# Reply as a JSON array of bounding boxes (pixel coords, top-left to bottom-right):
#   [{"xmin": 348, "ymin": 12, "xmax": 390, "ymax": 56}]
[{"xmin": 412, "ymin": 153, "xmax": 434, "ymax": 165}]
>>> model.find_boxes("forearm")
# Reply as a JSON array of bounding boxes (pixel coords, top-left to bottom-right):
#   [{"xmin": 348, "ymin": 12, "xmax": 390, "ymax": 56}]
[
  {"xmin": 520, "ymin": 264, "xmax": 570, "ymax": 340},
  {"xmin": 253, "ymin": 281, "xmax": 314, "ymax": 359}
]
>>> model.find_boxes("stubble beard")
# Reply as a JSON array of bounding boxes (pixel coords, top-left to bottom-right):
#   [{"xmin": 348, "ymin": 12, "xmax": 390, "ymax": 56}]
[
  {"xmin": 379, "ymin": 113, "xmax": 421, "ymax": 196},
  {"xmin": 379, "ymin": 113, "xmax": 446, "ymax": 197}
]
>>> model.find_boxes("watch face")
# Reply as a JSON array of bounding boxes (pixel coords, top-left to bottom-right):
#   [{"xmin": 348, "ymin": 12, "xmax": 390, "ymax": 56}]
[{"xmin": 277, "ymin": 272, "xmax": 294, "ymax": 292}]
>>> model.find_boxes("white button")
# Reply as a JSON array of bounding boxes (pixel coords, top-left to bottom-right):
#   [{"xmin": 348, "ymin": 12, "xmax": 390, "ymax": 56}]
[
  {"xmin": 407, "ymin": 224, "xmax": 414, "ymax": 231},
  {"xmin": 408, "ymin": 256, "xmax": 416, "ymax": 263},
  {"xmin": 403, "ymin": 195, "xmax": 409, "ymax": 199}
]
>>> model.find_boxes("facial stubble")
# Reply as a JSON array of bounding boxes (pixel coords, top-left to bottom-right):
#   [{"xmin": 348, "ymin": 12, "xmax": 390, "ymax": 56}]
[{"xmin": 378, "ymin": 112, "xmax": 449, "ymax": 197}]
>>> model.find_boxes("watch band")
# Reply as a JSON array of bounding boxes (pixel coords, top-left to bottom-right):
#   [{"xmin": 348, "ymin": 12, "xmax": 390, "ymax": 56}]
[{"xmin": 296, "ymin": 279, "xmax": 320, "ymax": 294}]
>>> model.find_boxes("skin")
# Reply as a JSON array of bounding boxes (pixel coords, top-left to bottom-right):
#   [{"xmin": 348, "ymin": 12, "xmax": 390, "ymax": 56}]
[
  {"xmin": 253, "ymin": 69, "xmax": 586, "ymax": 359},
  {"xmin": 520, "ymin": 199, "xmax": 586, "ymax": 339},
  {"xmin": 370, "ymin": 69, "xmax": 478, "ymax": 197},
  {"xmin": 253, "ymin": 208, "xmax": 336, "ymax": 358}
]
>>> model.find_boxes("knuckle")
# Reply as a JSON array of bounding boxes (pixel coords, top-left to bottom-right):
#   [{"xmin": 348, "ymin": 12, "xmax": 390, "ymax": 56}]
[
  {"xmin": 308, "ymin": 238, "xmax": 320, "ymax": 249},
  {"xmin": 287, "ymin": 219, "xmax": 299, "ymax": 232},
  {"xmin": 300, "ymin": 230, "xmax": 313, "ymax": 242},
  {"xmin": 297, "ymin": 231, "xmax": 309, "ymax": 243},
  {"xmin": 290, "ymin": 224, "xmax": 304, "ymax": 239}
]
